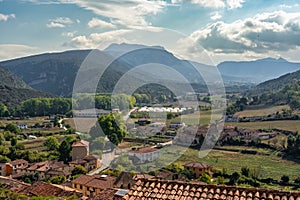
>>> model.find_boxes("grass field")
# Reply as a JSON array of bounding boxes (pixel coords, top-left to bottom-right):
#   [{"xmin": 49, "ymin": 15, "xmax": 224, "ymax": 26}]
[
  {"xmin": 235, "ymin": 105, "xmax": 290, "ymax": 117},
  {"xmin": 173, "ymin": 147, "xmax": 300, "ymax": 180},
  {"xmin": 172, "ymin": 110, "xmax": 221, "ymax": 126},
  {"xmin": 226, "ymin": 120, "xmax": 300, "ymax": 132}
]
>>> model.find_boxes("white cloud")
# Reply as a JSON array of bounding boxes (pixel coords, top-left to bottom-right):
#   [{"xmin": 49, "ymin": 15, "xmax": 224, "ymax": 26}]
[
  {"xmin": 30, "ymin": 0, "xmax": 167, "ymax": 27},
  {"xmin": 47, "ymin": 21, "xmax": 65, "ymax": 28},
  {"xmin": 0, "ymin": 44, "xmax": 38, "ymax": 61},
  {"xmin": 193, "ymin": 11, "xmax": 300, "ymax": 52},
  {"xmin": 0, "ymin": 13, "xmax": 15, "ymax": 21},
  {"xmin": 62, "ymin": 31, "xmax": 77, "ymax": 37},
  {"xmin": 226, "ymin": 0, "xmax": 244, "ymax": 9},
  {"xmin": 47, "ymin": 17, "xmax": 73, "ymax": 28},
  {"xmin": 63, "ymin": 30, "xmax": 132, "ymax": 49},
  {"xmin": 210, "ymin": 12, "xmax": 222, "ymax": 20},
  {"xmin": 171, "ymin": 0, "xmax": 245, "ymax": 9},
  {"xmin": 87, "ymin": 18, "xmax": 116, "ymax": 29},
  {"xmin": 183, "ymin": 11, "xmax": 300, "ymax": 63},
  {"xmin": 171, "ymin": 0, "xmax": 225, "ymax": 8},
  {"xmin": 279, "ymin": 4, "xmax": 299, "ymax": 9}
]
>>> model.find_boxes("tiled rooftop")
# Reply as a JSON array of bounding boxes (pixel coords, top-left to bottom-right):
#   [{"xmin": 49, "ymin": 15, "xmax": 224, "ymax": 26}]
[
  {"xmin": 184, "ymin": 162, "xmax": 210, "ymax": 169},
  {"xmin": 85, "ymin": 176, "xmax": 115, "ymax": 189},
  {"xmin": 9, "ymin": 159, "xmax": 28, "ymax": 166},
  {"xmin": 133, "ymin": 174, "xmax": 155, "ymax": 181},
  {"xmin": 18, "ymin": 181, "xmax": 81, "ymax": 198},
  {"xmin": 123, "ymin": 179, "xmax": 300, "ymax": 200},
  {"xmin": 90, "ymin": 188, "xmax": 118, "ymax": 200},
  {"xmin": 72, "ymin": 140, "xmax": 89, "ymax": 147},
  {"xmin": 72, "ymin": 174, "xmax": 95, "ymax": 185}
]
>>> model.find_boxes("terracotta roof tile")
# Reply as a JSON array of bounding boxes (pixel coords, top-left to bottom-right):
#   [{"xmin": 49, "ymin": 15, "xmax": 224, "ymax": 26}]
[
  {"xmin": 184, "ymin": 162, "xmax": 210, "ymax": 169},
  {"xmin": 72, "ymin": 174, "xmax": 95, "ymax": 185},
  {"xmin": 123, "ymin": 179, "xmax": 300, "ymax": 200},
  {"xmin": 90, "ymin": 188, "xmax": 118, "ymax": 200},
  {"xmin": 72, "ymin": 140, "xmax": 89, "ymax": 147},
  {"xmin": 18, "ymin": 181, "xmax": 81, "ymax": 198},
  {"xmin": 9, "ymin": 159, "xmax": 28, "ymax": 166}
]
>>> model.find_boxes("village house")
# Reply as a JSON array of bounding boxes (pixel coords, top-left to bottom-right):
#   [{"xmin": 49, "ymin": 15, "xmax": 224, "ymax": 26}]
[
  {"xmin": 72, "ymin": 174, "xmax": 116, "ymax": 198},
  {"xmin": 24, "ymin": 160, "xmax": 70, "ymax": 180},
  {"xmin": 128, "ymin": 147, "xmax": 160, "ymax": 164},
  {"xmin": 17, "ymin": 123, "xmax": 28, "ymax": 129},
  {"xmin": 6, "ymin": 159, "xmax": 28, "ymax": 176},
  {"xmin": 184, "ymin": 162, "xmax": 211, "ymax": 178},
  {"xmin": 72, "ymin": 140, "xmax": 89, "ymax": 161},
  {"xmin": 174, "ymin": 125, "xmax": 207, "ymax": 147},
  {"xmin": 69, "ymin": 155, "xmax": 101, "ymax": 172}
]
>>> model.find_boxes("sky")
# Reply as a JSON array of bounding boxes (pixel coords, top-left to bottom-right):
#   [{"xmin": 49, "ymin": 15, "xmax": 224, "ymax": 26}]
[{"xmin": 1, "ymin": 0, "xmax": 300, "ymax": 65}]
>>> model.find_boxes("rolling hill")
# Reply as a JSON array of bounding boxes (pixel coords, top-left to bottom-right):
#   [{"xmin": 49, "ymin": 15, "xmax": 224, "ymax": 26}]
[
  {"xmin": 247, "ymin": 69, "xmax": 300, "ymax": 96},
  {"xmin": 0, "ymin": 66, "xmax": 30, "ymax": 89},
  {"xmin": 0, "ymin": 66, "xmax": 53, "ymax": 107}
]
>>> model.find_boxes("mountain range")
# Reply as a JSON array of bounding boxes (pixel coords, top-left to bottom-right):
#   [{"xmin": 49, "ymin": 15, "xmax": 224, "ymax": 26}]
[
  {"xmin": 217, "ymin": 57, "xmax": 300, "ymax": 83},
  {"xmin": 0, "ymin": 43, "xmax": 300, "ymax": 99}
]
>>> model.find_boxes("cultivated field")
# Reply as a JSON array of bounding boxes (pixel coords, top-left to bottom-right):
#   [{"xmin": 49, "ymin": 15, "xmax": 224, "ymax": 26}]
[
  {"xmin": 235, "ymin": 105, "xmax": 290, "ymax": 117},
  {"xmin": 226, "ymin": 120, "xmax": 300, "ymax": 132}
]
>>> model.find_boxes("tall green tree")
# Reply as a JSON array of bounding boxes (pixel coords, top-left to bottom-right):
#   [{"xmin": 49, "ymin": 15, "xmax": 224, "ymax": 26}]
[
  {"xmin": 58, "ymin": 140, "xmax": 71, "ymax": 163},
  {"xmin": 5, "ymin": 123, "xmax": 20, "ymax": 134},
  {"xmin": 0, "ymin": 103, "xmax": 8, "ymax": 117},
  {"xmin": 96, "ymin": 112, "xmax": 127, "ymax": 146},
  {"xmin": 44, "ymin": 136, "xmax": 59, "ymax": 151}
]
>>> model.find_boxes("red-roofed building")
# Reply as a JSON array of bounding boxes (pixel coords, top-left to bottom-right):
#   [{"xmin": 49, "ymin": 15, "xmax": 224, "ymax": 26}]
[
  {"xmin": 24, "ymin": 161, "xmax": 70, "ymax": 180},
  {"xmin": 128, "ymin": 147, "xmax": 160, "ymax": 164},
  {"xmin": 69, "ymin": 155, "xmax": 101, "ymax": 172},
  {"xmin": 184, "ymin": 162, "xmax": 211, "ymax": 178},
  {"xmin": 6, "ymin": 159, "xmax": 28, "ymax": 176},
  {"xmin": 72, "ymin": 174, "xmax": 116, "ymax": 198}
]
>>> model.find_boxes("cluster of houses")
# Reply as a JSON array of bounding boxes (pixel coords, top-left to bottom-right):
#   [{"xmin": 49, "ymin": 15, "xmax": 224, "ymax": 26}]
[
  {"xmin": 0, "ymin": 140, "xmax": 100, "ymax": 180},
  {"xmin": 221, "ymin": 126, "xmax": 277, "ymax": 142},
  {"xmin": 173, "ymin": 124, "xmax": 278, "ymax": 147},
  {"xmin": 1, "ymin": 159, "xmax": 299, "ymax": 199},
  {"xmin": 70, "ymin": 161, "xmax": 210, "ymax": 199}
]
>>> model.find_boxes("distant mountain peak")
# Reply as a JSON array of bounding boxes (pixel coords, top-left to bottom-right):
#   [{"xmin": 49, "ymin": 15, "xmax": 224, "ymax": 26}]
[
  {"xmin": 277, "ymin": 57, "xmax": 288, "ymax": 62},
  {"xmin": 104, "ymin": 43, "xmax": 164, "ymax": 53},
  {"xmin": 255, "ymin": 57, "xmax": 288, "ymax": 63}
]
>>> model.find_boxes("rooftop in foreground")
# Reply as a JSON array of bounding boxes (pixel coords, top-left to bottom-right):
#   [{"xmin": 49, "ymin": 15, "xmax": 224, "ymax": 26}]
[{"xmin": 123, "ymin": 178, "xmax": 300, "ymax": 200}]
